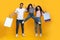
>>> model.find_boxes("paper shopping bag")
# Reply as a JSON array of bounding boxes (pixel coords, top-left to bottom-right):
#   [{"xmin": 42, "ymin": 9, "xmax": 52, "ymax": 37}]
[
  {"xmin": 4, "ymin": 17, "xmax": 13, "ymax": 27},
  {"xmin": 43, "ymin": 12, "xmax": 51, "ymax": 21}
]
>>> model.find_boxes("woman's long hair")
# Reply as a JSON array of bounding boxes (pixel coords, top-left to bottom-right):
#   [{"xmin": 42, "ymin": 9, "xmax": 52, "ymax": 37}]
[
  {"xmin": 27, "ymin": 4, "xmax": 33, "ymax": 11},
  {"xmin": 35, "ymin": 5, "xmax": 44, "ymax": 16}
]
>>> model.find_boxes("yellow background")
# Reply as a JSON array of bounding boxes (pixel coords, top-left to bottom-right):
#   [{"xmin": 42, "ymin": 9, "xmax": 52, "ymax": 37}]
[{"xmin": 0, "ymin": 0, "xmax": 60, "ymax": 40}]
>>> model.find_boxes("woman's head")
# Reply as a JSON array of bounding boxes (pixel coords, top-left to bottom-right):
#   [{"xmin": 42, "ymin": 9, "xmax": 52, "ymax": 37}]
[
  {"xmin": 27, "ymin": 4, "xmax": 33, "ymax": 11},
  {"xmin": 35, "ymin": 5, "xmax": 44, "ymax": 16},
  {"xmin": 35, "ymin": 5, "xmax": 42, "ymax": 12},
  {"xmin": 28, "ymin": 4, "xmax": 33, "ymax": 8}
]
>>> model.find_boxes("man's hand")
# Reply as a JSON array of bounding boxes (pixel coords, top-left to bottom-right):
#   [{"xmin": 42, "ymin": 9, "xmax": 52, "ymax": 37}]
[{"xmin": 9, "ymin": 13, "xmax": 16, "ymax": 18}]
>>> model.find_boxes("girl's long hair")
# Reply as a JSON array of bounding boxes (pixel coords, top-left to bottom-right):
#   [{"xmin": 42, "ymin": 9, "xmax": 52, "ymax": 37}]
[
  {"xmin": 27, "ymin": 4, "xmax": 33, "ymax": 11},
  {"xmin": 35, "ymin": 5, "xmax": 44, "ymax": 16}
]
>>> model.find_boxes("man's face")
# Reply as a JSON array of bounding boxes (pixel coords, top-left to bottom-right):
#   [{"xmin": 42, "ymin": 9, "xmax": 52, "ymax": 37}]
[{"xmin": 20, "ymin": 4, "xmax": 23, "ymax": 8}]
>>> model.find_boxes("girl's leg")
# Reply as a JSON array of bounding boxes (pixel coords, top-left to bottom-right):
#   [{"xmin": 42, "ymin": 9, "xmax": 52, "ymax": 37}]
[
  {"xmin": 39, "ymin": 24, "xmax": 42, "ymax": 34},
  {"xmin": 38, "ymin": 18, "xmax": 42, "ymax": 37},
  {"xmin": 39, "ymin": 23, "xmax": 42, "ymax": 37},
  {"xmin": 32, "ymin": 14, "xmax": 36, "ymax": 20},
  {"xmin": 24, "ymin": 15, "xmax": 31, "ymax": 22},
  {"xmin": 35, "ymin": 22, "xmax": 38, "ymax": 36}
]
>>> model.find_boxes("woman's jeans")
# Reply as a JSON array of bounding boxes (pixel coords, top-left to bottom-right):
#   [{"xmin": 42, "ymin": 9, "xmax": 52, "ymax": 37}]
[
  {"xmin": 35, "ymin": 17, "xmax": 42, "ymax": 34},
  {"xmin": 24, "ymin": 13, "xmax": 35, "ymax": 22},
  {"xmin": 16, "ymin": 20, "xmax": 24, "ymax": 34}
]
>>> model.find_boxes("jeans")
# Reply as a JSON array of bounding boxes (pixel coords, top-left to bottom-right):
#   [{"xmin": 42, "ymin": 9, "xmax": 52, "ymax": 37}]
[
  {"xmin": 24, "ymin": 13, "xmax": 35, "ymax": 22},
  {"xmin": 35, "ymin": 18, "xmax": 42, "ymax": 34},
  {"xmin": 16, "ymin": 20, "xmax": 24, "ymax": 34}
]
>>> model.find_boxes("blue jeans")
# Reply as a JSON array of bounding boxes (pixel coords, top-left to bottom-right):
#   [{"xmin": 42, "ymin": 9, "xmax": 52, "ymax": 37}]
[
  {"xmin": 35, "ymin": 17, "xmax": 42, "ymax": 33},
  {"xmin": 35, "ymin": 17, "xmax": 41, "ymax": 23},
  {"xmin": 24, "ymin": 13, "xmax": 35, "ymax": 22}
]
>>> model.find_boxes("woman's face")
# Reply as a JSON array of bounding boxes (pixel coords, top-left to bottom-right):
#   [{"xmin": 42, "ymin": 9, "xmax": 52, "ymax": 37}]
[
  {"xmin": 29, "ymin": 5, "xmax": 32, "ymax": 8},
  {"xmin": 37, "ymin": 7, "xmax": 40, "ymax": 10}
]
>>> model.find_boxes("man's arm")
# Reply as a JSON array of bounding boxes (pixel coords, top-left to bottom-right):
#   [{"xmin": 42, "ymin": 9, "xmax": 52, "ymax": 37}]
[{"xmin": 9, "ymin": 12, "xmax": 16, "ymax": 18}]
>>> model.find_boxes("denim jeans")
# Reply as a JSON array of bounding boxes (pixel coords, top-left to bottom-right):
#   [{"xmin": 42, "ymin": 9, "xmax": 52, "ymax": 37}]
[
  {"xmin": 35, "ymin": 18, "xmax": 42, "ymax": 34},
  {"xmin": 24, "ymin": 13, "xmax": 35, "ymax": 22}
]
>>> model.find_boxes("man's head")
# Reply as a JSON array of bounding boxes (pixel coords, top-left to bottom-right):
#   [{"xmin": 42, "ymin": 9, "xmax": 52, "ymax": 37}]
[{"xmin": 20, "ymin": 3, "xmax": 24, "ymax": 8}]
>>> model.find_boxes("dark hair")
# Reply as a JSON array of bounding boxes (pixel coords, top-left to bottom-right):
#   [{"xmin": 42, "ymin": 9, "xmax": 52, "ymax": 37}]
[
  {"xmin": 20, "ymin": 3, "xmax": 24, "ymax": 5},
  {"xmin": 27, "ymin": 4, "xmax": 33, "ymax": 11},
  {"xmin": 35, "ymin": 5, "xmax": 44, "ymax": 16}
]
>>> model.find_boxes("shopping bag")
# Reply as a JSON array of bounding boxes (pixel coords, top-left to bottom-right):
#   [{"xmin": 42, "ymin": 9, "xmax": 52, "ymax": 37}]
[
  {"xmin": 4, "ymin": 17, "xmax": 13, "ymax": 27},
  {"xmin": 43, "ymin": 12, "xmax": 51, "ymax": 21}
]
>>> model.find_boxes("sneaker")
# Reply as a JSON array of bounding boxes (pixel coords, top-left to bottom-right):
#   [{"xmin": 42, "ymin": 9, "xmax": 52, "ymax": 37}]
[
  {"xmin": 22, "ymin": 33, "xmax": 24, "ymax": 37},
  {"xmin": 16, "ymin": 34, "xmax": 18, "ymax": 37},
  {"xmin": 40, "ymin": 33, "xmax": 42, "ymax": 37},
  {"xmin": 35, "ymin": 33, "xmax": 38, "ymax": 37}
]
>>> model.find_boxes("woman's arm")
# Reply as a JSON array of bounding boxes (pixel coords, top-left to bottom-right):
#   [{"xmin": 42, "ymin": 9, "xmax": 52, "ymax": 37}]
[{"xmin": 33, "ymin": 4, "xmax": 36, "ymax": 12}]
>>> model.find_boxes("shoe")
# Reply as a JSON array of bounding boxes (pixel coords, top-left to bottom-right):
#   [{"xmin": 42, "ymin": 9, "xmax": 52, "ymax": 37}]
[
  {"xmin": 22, "ymin": 33, "xmax": 24, "ymax": 37},
  {"xmin": 35, "ymin": 33, "xmax": 38, "ymax": 37},
  {"xmin": 16, "ymin": 34, "xmax": 18, "ymax": 37}
]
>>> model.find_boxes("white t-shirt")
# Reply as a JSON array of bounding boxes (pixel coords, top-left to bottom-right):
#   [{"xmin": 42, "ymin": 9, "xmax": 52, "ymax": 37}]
[{"xmin": 15, "ymin": 8, "xmax": 26, "ymax": 20}]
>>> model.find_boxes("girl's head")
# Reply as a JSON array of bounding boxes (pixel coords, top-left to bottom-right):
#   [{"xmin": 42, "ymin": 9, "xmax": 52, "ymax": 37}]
[
  {"xmin": 35, "ymin": 5, "xmax": 43, "ymax": 12},
  {"xmin": 27, "ymin": 4, "xmax": 33, "ymax": 11},
  {"xmin": 35, "ymin": 5, "xmax": 44, "ymax": 16}
]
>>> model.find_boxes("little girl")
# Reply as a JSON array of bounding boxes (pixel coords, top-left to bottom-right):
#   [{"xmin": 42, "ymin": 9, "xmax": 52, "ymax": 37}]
[{"xmin": 35, "ymin": 5, "xmax": 44, "ymax": 37}]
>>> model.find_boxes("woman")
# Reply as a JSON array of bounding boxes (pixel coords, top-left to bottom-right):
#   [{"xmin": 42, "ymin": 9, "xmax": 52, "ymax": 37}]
[
  {"xmin": 24, "ymin": 4, "xmax": 35, "ymax": 22},
  {"xmin": 35, "ymin": 5, "xmax": 44, "ymax": 37}
]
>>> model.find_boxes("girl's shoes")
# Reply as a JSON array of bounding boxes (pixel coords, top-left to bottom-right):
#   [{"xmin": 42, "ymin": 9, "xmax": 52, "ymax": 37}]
[
  {"xmin": 35, "ymin": 33, "xmax": 38, "ymax": 37},
  {"xmin": 22, "ymin": 33, "xmax": 24, "ymax": 37}
]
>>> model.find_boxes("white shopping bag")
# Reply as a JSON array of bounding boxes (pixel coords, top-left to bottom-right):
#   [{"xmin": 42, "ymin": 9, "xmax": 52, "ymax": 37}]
[
  {"xmin": 43, "ymin": 12, "xmax": 51, "ymax": 21},
  {"xmin": 4, "ymin": 17, "xmax": 13, "ymax": 27}
]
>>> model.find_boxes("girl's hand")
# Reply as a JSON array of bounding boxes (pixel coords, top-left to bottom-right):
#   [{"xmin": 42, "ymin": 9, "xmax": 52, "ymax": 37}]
[{"xmin": 43, "ymin": 11, "xmax": 46, "ymax": 13}]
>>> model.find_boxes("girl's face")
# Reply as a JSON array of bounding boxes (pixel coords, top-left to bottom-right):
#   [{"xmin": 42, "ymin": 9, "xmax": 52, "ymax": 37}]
[
  {"xmin": 37, "ymin": 7, "xmax": 40, "ymax": 10},
  {"xmin": 29, "ymin": 5, "xmax": 32, "ymax": 8}
]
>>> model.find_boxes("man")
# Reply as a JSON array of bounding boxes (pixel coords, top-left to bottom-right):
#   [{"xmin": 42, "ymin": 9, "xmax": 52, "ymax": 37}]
[{"xmin": 10, "ymin": 3, "xmax": 26, "ymax": 37}]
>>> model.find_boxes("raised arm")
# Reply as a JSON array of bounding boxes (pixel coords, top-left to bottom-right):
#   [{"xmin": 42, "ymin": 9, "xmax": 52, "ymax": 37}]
[{"xmin": 33, "ymin": 4, "xmax": 36, "ymax": 9}]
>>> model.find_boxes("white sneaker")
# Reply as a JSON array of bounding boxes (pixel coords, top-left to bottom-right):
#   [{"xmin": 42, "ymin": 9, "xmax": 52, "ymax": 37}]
[
  {"xmin": 22, "ymin": 33, "xmax": 24, "ymax": 37},
  {"xmin": 16, "ymin": 34, "xmax": 18, "ymax": 37},
  {"xmin": 40, "ymin": 33, "xmax": 42, "ymax": 37},
  {"xmin": 35, "ymin": 33, "xmax": 38, "ymax": 37}
]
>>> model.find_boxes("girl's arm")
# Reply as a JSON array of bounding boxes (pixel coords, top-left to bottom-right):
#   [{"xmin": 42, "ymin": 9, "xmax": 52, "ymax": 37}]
[
  {"xmin": 33, "ymin": 4, "xmax": 36, "ymax": 9},
  {"xmin": 42, "ymin": 11, "xmax": 46, "ymax": 16},
  {"xmin": 25, "ymin": 6, "xmax": 28, "ymax": 12},
  {"xmin": 33, "ymin": 4, "xmax": 36, "ymax": 12}
]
